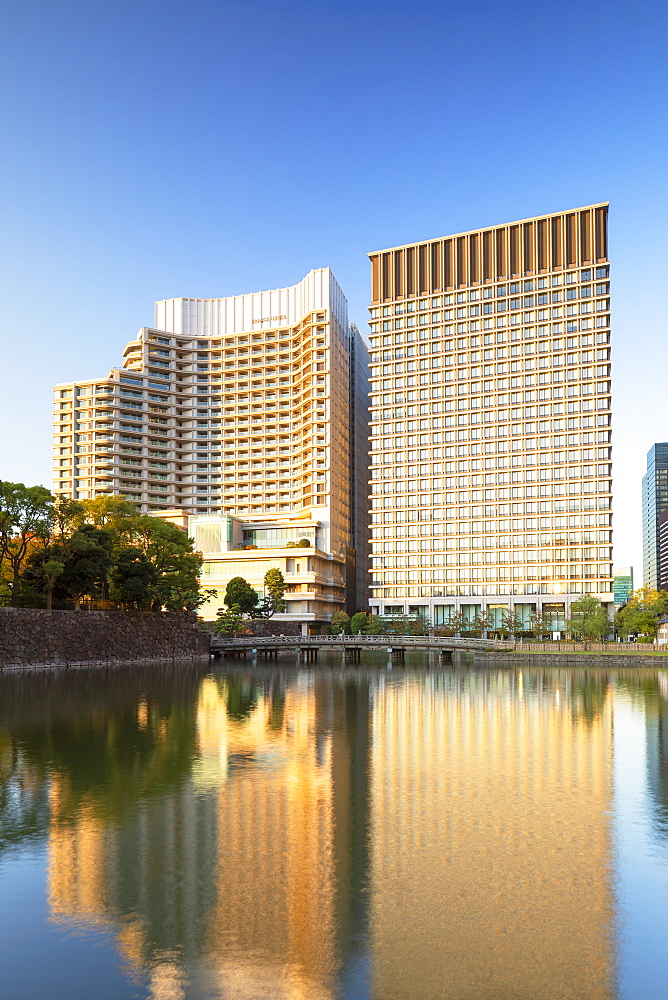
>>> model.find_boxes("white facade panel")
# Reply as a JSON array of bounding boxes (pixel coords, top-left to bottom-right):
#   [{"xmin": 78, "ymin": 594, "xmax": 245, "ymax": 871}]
[{"xmin": 154, "ymin": 268, "xmax": 346, "ymax": 339}]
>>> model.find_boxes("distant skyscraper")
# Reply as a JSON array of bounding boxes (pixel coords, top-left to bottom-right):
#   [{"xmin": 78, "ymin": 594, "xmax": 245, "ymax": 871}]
[
  {"xmin": 659, "ymin": 511, "xmax": 668, "ymax": 592},
  {"xmin": 642, "ymin": 444, "xmax": 668, "ymax": 589},
  {"xmin": 367, "ymin": 205, "xmax": 612, "ymax": 627},
  {"xmin": 612, "ymin": 566, "xmax": 633, "ymax": 607}
]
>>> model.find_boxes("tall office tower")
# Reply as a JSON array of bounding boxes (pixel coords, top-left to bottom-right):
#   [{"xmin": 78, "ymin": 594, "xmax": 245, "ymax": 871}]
[
  {"xmin": 367, "ymin": 205, "xmax": 612, "ymax": 627},
  {"xmin": 642, "ymin": 443, "xmax": 668, "ymax": 589},
  {"xmin": 53, "ymin": 269, "xmax": 369, "ymax": 619}
]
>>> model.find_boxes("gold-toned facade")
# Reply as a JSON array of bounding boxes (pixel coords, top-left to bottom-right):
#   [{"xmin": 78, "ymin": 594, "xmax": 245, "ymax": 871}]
[{"xmin": 367, "ymin": 205, "xmax": 612, "ymax": 623}]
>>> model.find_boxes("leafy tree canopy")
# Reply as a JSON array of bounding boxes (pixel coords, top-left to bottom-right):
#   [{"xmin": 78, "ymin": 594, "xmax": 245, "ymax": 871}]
[
  {"xmin": 60, "ymin": 526, "xmax": 113, "ymax": 607},
  {"xmin": 264, "ymin": 568, "xmax": 286, "ymax": 613},
  {"xmin": 212, "ymin": 603, "xmax": 245, "ymax": 635},
  {"xmin": 567, "ymin": 595, "xmax": 611, "ymax": 641},
  {"xmin": 0, "ymin": 482, "xmax": 54, "ymax": 604},
  {"xmin": 224, "ymin": 576, "xmax": 258, "ymax": 614},
  {"xmin": 110, "ymin": 547, "xmax": 158, "ymax": 609},
  {"xmin": 615, "ymin": 586, "xmax": 668, "ymax": 640},
  {"xmin": 330, "ymin": 610, "xmax": 351, "ymax": 634},
  {"xmin": 350, "ymin": 612, "xmax": 368, "ymax": 634}
]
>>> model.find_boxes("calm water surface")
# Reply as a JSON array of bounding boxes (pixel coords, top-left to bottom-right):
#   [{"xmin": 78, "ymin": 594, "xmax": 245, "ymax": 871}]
[{"xmin": 1, "ymin": 656, "xmax": 668, "ymax": 999}]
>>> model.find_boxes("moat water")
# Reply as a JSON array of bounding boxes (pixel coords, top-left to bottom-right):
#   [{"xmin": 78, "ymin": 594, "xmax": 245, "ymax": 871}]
[{"xmin": 1, "ymin": 654, "xmax": 668, "ymax": 999}]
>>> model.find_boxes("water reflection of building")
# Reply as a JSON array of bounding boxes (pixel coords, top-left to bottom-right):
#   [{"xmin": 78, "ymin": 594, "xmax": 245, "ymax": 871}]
[
  {"xmin": 644, "ymin": 675, "xmax": 668, "ymax": 842},
  {"xmin": 202, "ymin": 673, "xmax": 370, "ymax": 1000},
  {"xmin": 368, "ymin": 670, "xmax": 615, "ymax": 1000},
  {"xmin": 45, "ymin": 670, "xmax": 370, "ymax": 1000},
  {"xmin": 32, "ymin": 665, "xmax": 620, "ymax": 998}
]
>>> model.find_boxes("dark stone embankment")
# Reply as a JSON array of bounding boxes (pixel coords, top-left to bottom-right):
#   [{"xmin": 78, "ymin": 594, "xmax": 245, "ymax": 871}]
[
  {"xmin": 474, "ymin": 650, "xmax": 667, "ymax": 667},
  {"xmin": 0, "ymin": 608, "xmax": 210, "ymax": 670}
]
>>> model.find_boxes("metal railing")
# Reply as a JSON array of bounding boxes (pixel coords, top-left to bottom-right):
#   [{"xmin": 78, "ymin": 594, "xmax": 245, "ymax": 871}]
[{"xmin": 209, "ymin": 634, "xmax": 507, "ymax": 649}]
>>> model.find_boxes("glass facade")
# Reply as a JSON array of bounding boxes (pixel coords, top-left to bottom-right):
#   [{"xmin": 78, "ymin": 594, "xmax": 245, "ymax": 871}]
[
  {"xmin": 642, "ymin": 444, "xmax": 668, "ymax": 588},
  {"xmin": 242, "ymin": 526, "xmax": 318, "ymax": 548},
  {"xmin": 612, "ymin": 566, "xmax": 633, "ymax": 606}
]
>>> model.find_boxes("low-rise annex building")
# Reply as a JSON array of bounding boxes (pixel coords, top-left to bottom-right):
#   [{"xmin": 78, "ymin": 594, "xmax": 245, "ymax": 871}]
[{"xmin": 158, "ymin": 509, "xmax": 345, "ymax": 627}]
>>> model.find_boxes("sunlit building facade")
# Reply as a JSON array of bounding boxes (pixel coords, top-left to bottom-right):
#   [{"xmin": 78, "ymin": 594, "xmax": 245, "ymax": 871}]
[
  {"xmin": 52, "ymin": 269, "xmax": 370, "ymax": 618},
  {"xmin": 367, "ymin": 205, "xmax": 613, "ymax": 626},
  {"xmin": 171, "ymin": 510, "xmax": 349, "ymax": 623}
]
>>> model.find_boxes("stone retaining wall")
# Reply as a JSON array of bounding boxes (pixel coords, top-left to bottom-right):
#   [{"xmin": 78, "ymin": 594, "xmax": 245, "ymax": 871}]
[
  {"xmin": 474, "ymin": 651, "xmax": 666, "ymax": 666},
  {"xmin": 0, "ymin": 608, "xmax": 210, "ymax": 669}
]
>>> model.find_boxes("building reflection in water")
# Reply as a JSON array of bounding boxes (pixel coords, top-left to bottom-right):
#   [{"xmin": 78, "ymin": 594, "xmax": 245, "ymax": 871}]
[
  {"xmin": 44, "ymin": 667, "xmax": 370, "ymax": 1000},
  {"xmin": 368, "ymin": 670, "xmax": 616, "ymax": 1000},
  {"xmin": 0, "ymin": 663, "xmax": 638, "ymax": 998},
  {"xmin": 644, "ymin": 671, "xmax": 668, "ymax": 843}
]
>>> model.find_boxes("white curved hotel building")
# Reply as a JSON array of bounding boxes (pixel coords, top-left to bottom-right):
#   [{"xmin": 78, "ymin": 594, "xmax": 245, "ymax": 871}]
[{"xmin": 53, "ymin": 269, "xmax": 370, "ymax": 622}]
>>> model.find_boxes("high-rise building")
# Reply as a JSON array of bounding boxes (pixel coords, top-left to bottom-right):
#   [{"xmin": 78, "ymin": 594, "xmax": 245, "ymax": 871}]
[
  {"xmin": 658, "ymin": 511, "xmax": 668, "ymax": 592},
  {"xmin": 367, "ymin": 205, "xmax": 612, "ymax": 627},
  {"xmin": 642, "ymin": 443, "xmax": 668, "ymax": 589},
  {"xmin": 53, "ymin": 269, "xmax": 369, "ymax": 621},
  {"xmin": 348, "ymin": 324, "xmax": 371, "ymax": 610},
  {"xmin": 612, "ymin": 566, "xmax": 634, "ymax": 607}
]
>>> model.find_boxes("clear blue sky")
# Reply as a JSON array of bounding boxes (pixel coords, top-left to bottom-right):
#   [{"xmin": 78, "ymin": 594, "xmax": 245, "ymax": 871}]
[{"xmin": 1, "ymin": 0, "xmax": 666, "ymax": 576}]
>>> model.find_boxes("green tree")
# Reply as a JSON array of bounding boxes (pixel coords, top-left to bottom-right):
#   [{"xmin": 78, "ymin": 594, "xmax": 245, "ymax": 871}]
[
  {"xmin": 80, "ymin": 495, "xmax": 140, "ymax": 547},
  {"xmin": 330, "ymin": 610, "xmax": 351, "ymax": 634},
  {"xmin": 528, "ymin": 610, "xmax": 554, "ymax": 640},
  {"xmin": 365, "ymin": 614, "xmax": 384, "ymax": 635},
  {"xmin": 615, "ymin": 586, "xmax": 668, "ymax": 640},
  {"xmin": 164, "ymin": 586, "xmax": 217, "ymax": 613},
  {"xmin": 60, "ymin": 526, "xmax": 113, "ymax": 608},
  {"xmin": 224, "ymin": 576, "xmax": 258, "ymax": 614},
  {"xmin": 0, "ymin": 482, "xmax": 54, "ymax": 605},
  {"xmin": 131, "ymin": 516, "xmax": 203, "ymax": 609},
  {"xmin": 250, "ymin": 597, "xmax": 275, "ymax": 619},
  {"xmin": 264, "ymin": 568, "xmax": 286, "ymax": 613},
  {"xmin": 498, "ymin": 610, "xmax": 523, "ymax": 639},
  {"xmin": 296, "ymin": 538, "xmax": 311, "ymax": 548},
  {"xmin": 437, "ymin": 611, "xmax": 464, "ymax": 637},
  {"xmin": 566, "ymin": 595, "xmax": 611, "ymax": 641},
  {"xmin": 20, "ymin": 496, "xmax": 85, "ymax": 609},
  {"xmin": 110, "ymin": 547, "xmax": 158, "ymax": 609},
  {"xmin": 469, "ymin": 611, "xmax": 493, "ymax": 638},
  {"xmin": 212, "ymin": 603, "xmax": 244, "ymax": 634},
  {"xmin": 43, "ymin": 557, "xmax": 65, "ymax": 611},
  {"xmin": 350, "ymin": 612, "xmax": 368, "ymax": 634},
  {"xmin": 51, "ymin": 496, "xmax": 85, "ymax": 542},
  {"xmin": 408, "ymin": 613, "xmax": 432, "ymax": 636}
]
